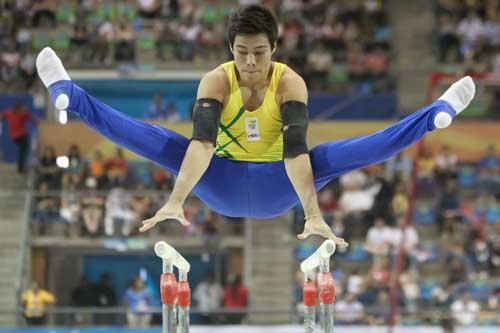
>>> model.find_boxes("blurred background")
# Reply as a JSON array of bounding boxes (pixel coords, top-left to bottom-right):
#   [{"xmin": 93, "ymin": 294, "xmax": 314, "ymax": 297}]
[{"xmin": 0, "ymin": 0, "xmax": 498, "ymax": 332}]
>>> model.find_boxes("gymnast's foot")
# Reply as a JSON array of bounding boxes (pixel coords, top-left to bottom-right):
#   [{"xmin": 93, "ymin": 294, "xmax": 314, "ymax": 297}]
[
  {"xmin": 434, "ymin": 76, "xmax": 475, "ymax": 129},
  {"xmin": 36, "ymin": 47, "xmax": 72, "ymax": 110}
]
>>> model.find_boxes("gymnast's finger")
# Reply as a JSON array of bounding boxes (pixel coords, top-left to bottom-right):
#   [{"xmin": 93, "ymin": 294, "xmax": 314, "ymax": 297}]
[
  {"xmin": 297, "ymin": 231, "xmax": 311, "ymax": 240},
  {"xmin": 139, "ymin": 218, "xmax": 157, "ymax": 232}
]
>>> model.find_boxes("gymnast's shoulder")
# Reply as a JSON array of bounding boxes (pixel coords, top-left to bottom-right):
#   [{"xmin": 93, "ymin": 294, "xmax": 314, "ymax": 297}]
[
  {"xmin": 276, "ymin": 65, "xmax": 308, "ymax": 104},
  {"xmin": 196, "ymin": 66, "xmax": 230, "ymax": 102}
]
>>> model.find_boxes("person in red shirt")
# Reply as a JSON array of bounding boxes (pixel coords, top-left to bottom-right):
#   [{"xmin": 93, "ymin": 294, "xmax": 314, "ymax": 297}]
[
  {"xmin": 1, "ymin": 102, "xmax": 36, "ymax": 173},
  {"xmin": 222, "ymin": 274, "xmax": 248, "ymax": 324}
]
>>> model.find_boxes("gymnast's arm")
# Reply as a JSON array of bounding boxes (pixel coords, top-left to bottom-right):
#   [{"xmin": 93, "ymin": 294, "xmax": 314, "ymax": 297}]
[
  {"xmin": 279, "ymin": 71, "xmax": 348, "ymax": 247},
  {"xmin": 139, "ymin": 69, "xmax": 228, "ymax": 232}
]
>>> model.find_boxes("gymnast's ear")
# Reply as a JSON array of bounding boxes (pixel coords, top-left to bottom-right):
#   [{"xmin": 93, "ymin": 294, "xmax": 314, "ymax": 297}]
[{"xmin": 271, "ymin": 42, "xmax": 277, "ymax": 55}]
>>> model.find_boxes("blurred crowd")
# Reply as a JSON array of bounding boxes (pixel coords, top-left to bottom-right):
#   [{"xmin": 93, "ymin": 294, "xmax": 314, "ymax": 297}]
[
  {"xmin": 435, "ymin": 0, "xmax": 500, "ymax": 72},
  {"xmin": 32, "ymin": 144, "xmax": 240, "ymax": 262},
  {"xmin": 292, "ymin": 143, "xmax": 499, "ymax": 326},
  {"xmin": 30, "ymin": 139, "xmax": 500, "ymax": 326},
  {"xmin": 0, "ymin": 0, "xmax": 394, "ymax": 93},
  {"xmin": 22, "ymin": 271, "xmax": 248, "ymax": 327}
]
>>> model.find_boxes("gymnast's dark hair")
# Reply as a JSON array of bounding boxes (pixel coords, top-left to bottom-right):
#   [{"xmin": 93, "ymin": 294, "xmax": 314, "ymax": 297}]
[{"xmin": 227, "ymin": 5, "xmax": 278, "ymax": 48}]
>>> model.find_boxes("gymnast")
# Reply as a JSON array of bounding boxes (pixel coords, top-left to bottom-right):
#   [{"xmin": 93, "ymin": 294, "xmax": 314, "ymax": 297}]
[{"xmin": 36, "ymin": 5, "xmax": 475, "ymax": 247}]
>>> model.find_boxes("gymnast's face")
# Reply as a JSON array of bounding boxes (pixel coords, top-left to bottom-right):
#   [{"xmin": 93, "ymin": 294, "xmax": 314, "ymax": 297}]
[{"xmin": 230, "ymin": 33, "xmax": 276, "ymax": 86}]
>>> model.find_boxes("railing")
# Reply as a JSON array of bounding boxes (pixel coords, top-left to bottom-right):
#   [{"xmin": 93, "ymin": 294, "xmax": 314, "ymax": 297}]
[
  {"xmin": 15, "ymin": 165, "xmax": 37, "ymax": 325},
  {"xmin": 0, "ymin": 306, "xmax": 498, "ymax": 326}
]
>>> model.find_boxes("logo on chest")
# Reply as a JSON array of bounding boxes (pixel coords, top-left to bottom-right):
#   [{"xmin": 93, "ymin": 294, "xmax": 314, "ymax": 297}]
[{"xmin": 245, "ymin": 117, "xmax": 261, "ymax": 141}]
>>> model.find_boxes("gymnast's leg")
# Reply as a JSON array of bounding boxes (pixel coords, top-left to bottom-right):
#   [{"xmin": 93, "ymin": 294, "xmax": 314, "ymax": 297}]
[
  {"xmin": 310, "ymin": 76, "xmax": 475, "ymax": 187},
  {"xmin": 36, "ymin": 47, "xmax": 188, "ymax": 174}
]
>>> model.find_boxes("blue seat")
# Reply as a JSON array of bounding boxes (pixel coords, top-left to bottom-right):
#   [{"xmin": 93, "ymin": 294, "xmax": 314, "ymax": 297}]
[
  {"xmin": 420, "ymin": 279, "xmax": 439, "ymax": 301},
  {"xmin": 294, "ymin": 243, "xmax": 317, "ymax": 261},
  {"xmin": 458, "ymin": 165, "xmax": 477, "ymax": 188},
  {"xmin": 469, "ymin": 279, "xmax": 490, "ymax": 301},
  {"xmin": 420, "ymin": 241, "xmax": 440, "ymax": 262},
  {"xmin": 486, "ymin": 204, "xmax": 500, "ymax": 224},
  {"xmin": 413, "ymin": 202, "xmax": 435, "ymax": 225},
  {"xmin": 339, "ymin": 243, "xmax": 369, "ymax": 262}
]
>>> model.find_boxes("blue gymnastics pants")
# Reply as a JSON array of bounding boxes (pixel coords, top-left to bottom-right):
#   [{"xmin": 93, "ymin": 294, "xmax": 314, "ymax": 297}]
[{"xmin": 48, "ymin": 81, "xmax": 455, "ymax": 218}]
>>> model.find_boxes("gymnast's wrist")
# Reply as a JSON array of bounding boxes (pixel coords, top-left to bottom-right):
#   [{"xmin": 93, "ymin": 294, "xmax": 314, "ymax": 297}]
[{"xmin": 304, "ymin": 213, "xmax": 321, "ymax": 221}]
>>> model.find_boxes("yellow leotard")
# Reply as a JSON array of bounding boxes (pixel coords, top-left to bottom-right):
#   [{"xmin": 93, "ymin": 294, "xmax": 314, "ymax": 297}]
[{"xmin": 215, "ymin": 61, "xmax": 287, "ymax": 162}]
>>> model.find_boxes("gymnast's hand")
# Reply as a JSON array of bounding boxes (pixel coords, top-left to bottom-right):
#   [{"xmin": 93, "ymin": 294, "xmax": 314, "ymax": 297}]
[
  {"xmin": 139, "ymin": 200, "xmax": 191, "ymax": 232},
  {"xmin": 297, "ymin": 215, "xmax": 349, "ymax": 247}
]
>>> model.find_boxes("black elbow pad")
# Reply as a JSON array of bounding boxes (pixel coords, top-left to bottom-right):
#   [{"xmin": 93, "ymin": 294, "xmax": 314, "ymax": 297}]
[
  {"xmin": 192, "ymin": 98, "xmax": 223, "ymax": 145},
  {"xmin": 281, "ymin": 101, "xmax": 309, "ymax": 158}
]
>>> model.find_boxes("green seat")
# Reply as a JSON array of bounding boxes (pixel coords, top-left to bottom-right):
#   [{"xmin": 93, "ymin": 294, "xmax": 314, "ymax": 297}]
[
  {"xmin": 137, "ymin": 33, "xmax": 155, "ymax": 50},
  {"xmin": 51, "ymin": 32, "xmax": 70, "ymax": 50},
  {"xmin": 328, "ymin": 66, "xmax": 349, "ymax": 84},
  {"xmin": 56, "ymin": 5, "xmax": 75, "ymax": 23},
  {"xmin": 96, "ymin": 6, "xmax": 117, "ymax": 21},
  {"xmin": 32, "ymin": 32, "xmax": 50, "ymax": 51}
]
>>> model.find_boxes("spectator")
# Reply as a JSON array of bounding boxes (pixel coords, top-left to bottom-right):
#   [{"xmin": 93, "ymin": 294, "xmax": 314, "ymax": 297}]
[
  {"xmin": 451, "ymin": 292, "xmax": 480, "ymax": 326},
  {"xmin": 69, "ymin": 23, "xmax": 90, "ymax": 64},
  {"xmin": 384, "ymin": 152, "xmax": 413, "ymax": 182},
  {"xmin": 94, "ymin": 273, "xmax": 117, "ymax": 325},
  {"xmin": 147, "ymin": 92, "xmax": 166, "ymax": 119},
  {"xmin": 21, "ymin": 281, "xmax": 55, "ymax": 326},
  {"xmin": 193, "ymin": 272, "xmax": 223, "ymax": 324},
  {"xmin": 389, "ymin": 216, "xmax": 420, "ymax": 260},
  {"xmin": 435, "ymin": 144, "xmax": 458, "ymax": 183},
  {"xmin": 200, "ymin": 210, "xmax": 223, "ymax": 262},
  {"xmin": 86, "ymin": 150, "xmax": 107, "ymax": 188},
  {"xmin": 165, "ymin": 102, "xmax": 181, "ymax": 122},
  {"xmin": 1, "ymin": 101, "xmax": 36, "ymax": 173},
  {"xmin": 437, "ymin": 13, "xmax": 460, "ymax": 63},
  {"xmin": 71, "ymin": 276, "xmax": 96, "ymax": 325},
  {"xmin": 416, "ymin": 145, "xmax": 437, "ymax": 194},
  {"xmin": 391, "ymin": 181, "xmax": 409, "ymax": 218},
  {"xmin": 80, "ymin": 177, "xmax": 105, "ymax": 235},
  {"xmin": 106, "ymin": 147, "xmax": 129, "ymax": 186},
  {"xmin": 60, "ymin": 176, "xmax": 81, "ymax": 237},
  {"xmin": 38, "ymin": 146, "xmax": 60, "ymax": 189},
  {"xmin": 305, "ymin": 42, "xmax": 333, "ymax": 91},
  {"xmin": 1, "ymin": 39, "xmax": 21, "ymax": 83},
  {"xmin": 456, "ymin": 11, "xmax": 485, "ymax": 61},
  {"xmin": 364, "ymin": 217, "xmax": 392, "ymax": 258},
  {"xmin": 33, "ymin": 181, "xmax": 59, "ymax": 235},
  {"xmin": 346, "ymin": 268, "xmax": 364, "ymax": 296},
  {"xmin": 367, "ymin": 290, "xmax": 390, "ymax": 325},
  {"xmin": 137, "ymin": 0, "xmax": 161, "ymax": 18},
  {"xmin": 124, "ymin": 276, "xmax": 152, "ymax": 328},
  {"xmin": 478, "ymin": 144, "xmax": 499, "ymax": 191},
  {"xmin": 30, "ymin": 0, "xmax": 56, "ymax": 28},
  {"xmin": 105, "ymin": 183, "xmax": 136, "ymax": 236},
  {"xmin": 63, "ymin": 144, "xmax": 84, "ymax": 186},
  {"xmin": 335, "ymin": 292, "xmax": 364, "ymax": 325},
  {"xmin": 131, "ymin": 183, "xmax": 154, "ymax": 222},
  {"xmin": 436, "ymin": 179, "xmax": 461, "ymax": 231},
  {"xmin": 115, "ymin": 18, "xmax": 136, "ymax": 63},
  {"xmin": 90, "ymin": 16, "xmax": 114, "ymax": 65},
  {"xmin": 222, "ymin": 274, "xmax": 248, "ymax": 324}
]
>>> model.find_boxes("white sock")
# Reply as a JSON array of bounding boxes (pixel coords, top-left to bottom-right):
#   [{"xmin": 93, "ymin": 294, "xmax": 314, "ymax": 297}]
[
  {"xmin": 438, "ymin": 76, "xmax": 475, "ymax": 114},
  {"xmin": 435, "ymin": 76, "xmax": 475, "ymax": 129},
  {"xmin": 36, "ymin": 47, "xmax": 71, "ymax": 87},
  {"xmin": 36, "ymin": 47, "xmax": 71, "ymax": 110}
]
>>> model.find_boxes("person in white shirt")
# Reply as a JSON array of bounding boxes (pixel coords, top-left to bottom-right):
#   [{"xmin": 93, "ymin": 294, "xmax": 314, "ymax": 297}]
[
  {"xmin": 193, "ymin": 272, "xmax": 223, "ymax": 324},
  {"xmin": 104, "ymin": 184, "xmax": 136, "ymax": 236},
  {"xmin": 365, "ymin": 217, "xmax": 392, "ymax": 257},
  {"xmin": 346, "ymin": 268, "xmax": 364, "ymax": 296},
  {"xmin": 389, "ymin": 217, "xmax": 419, "ymax": 256},
  {"xmin": 456, "ymin": 11, "xmax": 485, "ymax": 60},
  {"xmin": 451, "ymin": 292, "xmax": 480, "ymax": 326},
  {"xmin": 335, "ymin": 292, "xmax": 365, "ymax": 324}
]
